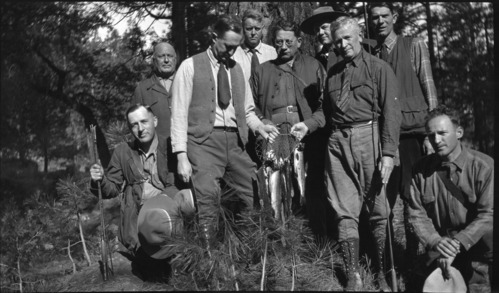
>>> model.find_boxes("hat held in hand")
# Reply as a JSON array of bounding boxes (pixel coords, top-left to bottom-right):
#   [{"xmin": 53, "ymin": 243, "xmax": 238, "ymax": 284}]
[
  {"xmin": 300, "ymin": 6, "xmax": 350, "ymax": 35},
  {"xmin": 137, "ymin": 189, "xmax": 195, "ymax": 259},
  {"xmin": 423, "ymin": 266, "xmax": 466, "ymax": 293}
]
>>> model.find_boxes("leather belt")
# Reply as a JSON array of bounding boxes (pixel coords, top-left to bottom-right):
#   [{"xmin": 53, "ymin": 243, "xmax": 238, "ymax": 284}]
[
  {"xmin": 213, "ymin": 126, "xmax": 238, "ymax": 133},
  {"xmin": 331, "ymin": 120, "xmax": 375, "ymax": 132},
  {"xmin": 272, "ymin": 105, "xmax": 298, "ymax": 114}
]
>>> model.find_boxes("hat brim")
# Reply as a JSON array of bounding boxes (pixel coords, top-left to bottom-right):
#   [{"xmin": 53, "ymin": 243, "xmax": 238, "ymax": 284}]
[
  {"xmin": 423, "ymin": 267, "xmax": 467, "ymax": 293},
  {"xmin": 301, "ymin": 11, "xmax": 350, "ymax": 35},
  {"xmin": 137, "ymin": 194, "xmax": 183, "ymax": 259}
]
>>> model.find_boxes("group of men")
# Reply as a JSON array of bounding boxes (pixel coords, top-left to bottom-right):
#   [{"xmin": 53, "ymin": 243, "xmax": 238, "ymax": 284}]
[{"xmin": 88, "ymin": 3, "xmax": 493, "ymax": 292}]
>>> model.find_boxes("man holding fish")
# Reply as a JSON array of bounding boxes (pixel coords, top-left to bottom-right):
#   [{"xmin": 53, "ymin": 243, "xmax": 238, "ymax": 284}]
[
  {"xmin": 249, "ymin": 19, "xmax": 326, "ymax": 222},
  {"xmin": 323, "ymin": 16, "xmax": 401, "ymax": 291}
]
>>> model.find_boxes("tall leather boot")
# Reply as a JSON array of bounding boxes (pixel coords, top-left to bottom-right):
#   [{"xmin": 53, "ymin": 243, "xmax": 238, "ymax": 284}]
[
  {"xmin": 340, "ymin": 238, "xmax": 363, "ymax": 291},
  {"xmin": 198, "ymin": 223, "xmax": 216, "ymax": 255},
  {"xmin": 371, "ymin": 220, "xmax": 391, "ymax": 292}
]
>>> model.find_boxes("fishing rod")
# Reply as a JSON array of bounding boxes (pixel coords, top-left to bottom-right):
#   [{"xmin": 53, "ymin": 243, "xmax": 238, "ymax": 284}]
[
  {"xmin": 362, "ymin": 2, "xmax": 398, "ymax": 291},
  {"xmin": 89, "ymin": 125, "xmax": 113, "ymax": 281}
]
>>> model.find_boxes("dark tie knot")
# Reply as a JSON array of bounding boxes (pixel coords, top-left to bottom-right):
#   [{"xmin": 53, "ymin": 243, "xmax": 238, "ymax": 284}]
[{"xmin": 441, "ymin": 162, "xmax": 457, "ymax": 178}]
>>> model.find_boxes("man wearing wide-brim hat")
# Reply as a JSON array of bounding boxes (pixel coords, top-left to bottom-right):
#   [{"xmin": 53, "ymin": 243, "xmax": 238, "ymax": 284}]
[{"xmin": 301, "ymin": 6, "xmax": 376, "ymax": 72}]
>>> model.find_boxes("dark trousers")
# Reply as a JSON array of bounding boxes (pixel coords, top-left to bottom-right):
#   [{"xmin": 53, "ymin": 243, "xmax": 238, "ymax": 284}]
[
  {"xmin": 131, "ymin": 247, "xmax": 172, "ymax": 283},
  {"xmin": 187, "ymin": 131, "xmax": 256, "ymax": 227},
  {"xmin": 386, "ymin": 134, "xmax": 426, "ymax": 283}
]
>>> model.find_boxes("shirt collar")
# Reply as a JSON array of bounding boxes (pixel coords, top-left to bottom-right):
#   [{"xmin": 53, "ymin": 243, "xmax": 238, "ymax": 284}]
[
  {"xmin": 440, "ymin": 142, "xmax": 467, "ymax": 172},
  {"xmin": 156, "ymin": 73, "xmax": 174, "ymax": 82},
  {"xmin": 138, "ymin": 134, "xmax": 158, "ymax": 158},
  {"xmin": 207, "ymin": 46, "xmax": 221, "ymax": 67},
  {"xmin": 242, "ymin": 41, "xmax": 262, "ymax": 53},
  {"xmin": 382, "ymin": 32, "xmax": 397, "ymax": 50},
  {"xmin": 347, "ymin": 49, "xmax": 364, "ymax": 68}
]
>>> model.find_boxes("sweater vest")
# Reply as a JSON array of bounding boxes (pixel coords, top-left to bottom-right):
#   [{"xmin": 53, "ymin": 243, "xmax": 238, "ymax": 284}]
[
  {"xmin": 385, "ymin": 36, "xmax": 428, "ymax": 134},
  {"xmin": 190, "ymin": 52, "xmax": 248, "ymax": 145}
]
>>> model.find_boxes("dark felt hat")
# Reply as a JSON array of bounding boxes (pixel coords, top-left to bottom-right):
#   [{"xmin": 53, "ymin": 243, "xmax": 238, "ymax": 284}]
[
  {"xmin": 300, "ymin": 6, "xmax": 350, "ymax": 35},
  {"xmin": 137, "ymin": 189, "xmax": 195, "ymax": 259}
]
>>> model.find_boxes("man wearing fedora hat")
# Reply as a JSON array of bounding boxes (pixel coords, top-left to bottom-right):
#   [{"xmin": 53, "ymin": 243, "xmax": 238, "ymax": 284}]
[
  {"xmin": 407, "ymin": 106, "xmax": 493, "ymax": 292},
  {"xmin": 89, "ymin": 103, "xmax": 194, "ymax": 282},
  {"xmin": 301, "ymin": 6, "xmax": 377, "ymax": 72},
  {"xmin": 301, "ymin": 6, "xmax": 349, "ymax": 70}
]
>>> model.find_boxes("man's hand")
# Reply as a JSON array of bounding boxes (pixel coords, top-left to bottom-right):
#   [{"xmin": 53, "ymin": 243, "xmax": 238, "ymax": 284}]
[
  {"xmin": 378, "ymin": 156, "xmax": 394, "ymax": 184},
  {"xmin": 423, "ymin": 136, "xmax": 435, "ymax": 155},
  {"xmin": 434, "ymin": 237, "xmax": 461, "ymax": 258},
  {"xmin": 90, "ymin": 164, "xmax": 104, "ymax": 182},
  {"xmin": 257, "ymin": 124, "xmax": 279, "ymax": 144},
  {"xmin": 177, "ymin": 152, "xmax": 192, "ymax": 183},
  {"xmin": 437, "ymin": 256, "xmax": 456, "ymax": 280},
  {"xmin": 290, "ymin": 122, "xmax": 308, "ymax": 141}
]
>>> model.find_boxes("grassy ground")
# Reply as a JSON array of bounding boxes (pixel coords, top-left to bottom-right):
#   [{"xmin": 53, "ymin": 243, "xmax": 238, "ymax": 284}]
[{"xmin": 17, "ymin": 195, "xmax": 408, "ymax": 292}]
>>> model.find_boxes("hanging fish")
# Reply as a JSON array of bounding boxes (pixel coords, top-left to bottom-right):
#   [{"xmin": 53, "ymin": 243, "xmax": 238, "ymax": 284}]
[
  {"xmin": 269, "ymin": 169, "xmax": 281, "ymax": 220},
  {"xmin": 293, "ymin": 143, "xmax": 306, "ymax": 206}
]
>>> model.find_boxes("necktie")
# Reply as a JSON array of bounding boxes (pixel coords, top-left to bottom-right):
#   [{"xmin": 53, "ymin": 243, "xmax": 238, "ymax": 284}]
[
  {"xmin": 249, "ymin": 48, "xmax": 259, "ymax": 74},
  {"xmin": 442, "ymin": 162, "xmax": 458, "ymax": 184},
  {"xmin": 380, "ymin": 44, "xmax": 389, "ymax": 61},
  {"xmin": 217, "ymin": 61, "xmax": 231, "ymax": 109},
  {"xmin": 336, "ymin": 64, "xmax": 351, "ymax": 113}
]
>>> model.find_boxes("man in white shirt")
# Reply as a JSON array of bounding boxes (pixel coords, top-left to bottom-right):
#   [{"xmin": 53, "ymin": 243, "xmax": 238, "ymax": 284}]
[
  {"xmin": 232, "ymin": 9, "xmax": 277, "ymax": 81},
  {"xmin": 170, "ymin": 15, "xmax": 278, "ymax": 251}
]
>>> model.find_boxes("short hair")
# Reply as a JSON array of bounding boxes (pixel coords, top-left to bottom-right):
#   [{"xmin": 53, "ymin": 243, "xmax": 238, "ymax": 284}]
[
  {"xmin": 242, "ymin": 8, "xmax": 263, "ymax": 23},
  {"xmin": 213, "ymin": 15, "xmax": 242, "ymax": 37},
  {"xmin": 368, "ymin": 2, "xmax": 396, "ymax": 14},
  {"xmin": 425, "ymin": 105, "xmax": 461, "ymax": 128},
  {"xmin": 125, "ymin": 103, "xmax": 155, "ymax": 122},
  {"xmin": 271, "ymin": 19, "xmax": 302, "ymax": 40},
  {"xmin": 330, "ymin": 17, "xmax": 360, "ymax": 36},
  {"xmin": 152, "ymin": 41, "xmax": 179, "ymax": 67}
]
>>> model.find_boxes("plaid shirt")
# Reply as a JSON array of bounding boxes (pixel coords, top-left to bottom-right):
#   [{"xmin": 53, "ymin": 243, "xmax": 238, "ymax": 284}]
[
  {"xmin": 382, "ymin": 33, "xmax": 438, "ymax": 110},
  {"xmin": 407, "ymin": 144, "xmax": 493, "ymax": 252}
]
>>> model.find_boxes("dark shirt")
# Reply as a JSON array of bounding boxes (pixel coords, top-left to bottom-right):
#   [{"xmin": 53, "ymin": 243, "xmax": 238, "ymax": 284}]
[
  {"xmin": 407, "ymin": 144, "xmax": 494, "ymax": 252},
  {"xmin": 325, "ymin": 49, "xmax": 401, "ymax": 156}
]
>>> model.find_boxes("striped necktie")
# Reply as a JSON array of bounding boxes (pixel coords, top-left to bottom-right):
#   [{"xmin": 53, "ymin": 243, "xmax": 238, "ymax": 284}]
[
  {"xmin": 249, "ymin": 48, "xmax": 259, "ymax": 74},
  {"xmin": 336, "ymin": 64, "xmax": 351, "ymax": 113},
  {"xmin": 380, "ymin": 43, "xmax": 389, "ymax": 61}
]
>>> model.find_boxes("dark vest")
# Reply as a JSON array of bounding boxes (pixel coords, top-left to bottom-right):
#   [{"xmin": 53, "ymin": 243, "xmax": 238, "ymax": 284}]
[
  {"xmin": 190, "ymin": 52, "xmax": 249, "ymax": 145},
  {"xmin": 383, "ymin": 36, "xmax": 428, "ymax": 134}
]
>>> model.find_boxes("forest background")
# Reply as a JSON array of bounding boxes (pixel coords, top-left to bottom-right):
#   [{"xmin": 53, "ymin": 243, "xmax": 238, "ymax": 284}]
[{"xmin": 0, "ymin": 1, "xmax": 495, "ymax": 292}]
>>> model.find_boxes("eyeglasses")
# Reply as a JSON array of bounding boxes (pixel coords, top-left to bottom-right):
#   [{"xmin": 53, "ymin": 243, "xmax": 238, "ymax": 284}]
[{"xmin": 274, "ymin": 39, "xmax": 295, "ymax": 47}]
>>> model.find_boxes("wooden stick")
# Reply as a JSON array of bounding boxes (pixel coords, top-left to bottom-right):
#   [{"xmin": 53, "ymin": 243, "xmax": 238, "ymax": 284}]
[
  {"xmin": 68, "ymin": 239, "xmax": 76, "ymax": 275},
  {"xmin": 291, "ymin": 250, "xmax": 296, "ymax": 291},
  {"xmin": 89, "ymin": 125, "xmax": 109, "ymax": 281},
  {"xmin": 383, "ymin": 183, "xmax": 398, "ymax": 292},
  {"xmin": 77, "ymin": 212, "xmax": 92, "ymax": 266},
  {"xmin": 228, "ymin": 237, "xmax": 239, "ymax": 291},
  {"xmin": 260, "ymin": 240, "xmax": 268, "ymax": 291}
]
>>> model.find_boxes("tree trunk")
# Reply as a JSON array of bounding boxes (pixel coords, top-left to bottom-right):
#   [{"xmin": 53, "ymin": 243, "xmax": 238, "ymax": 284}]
[
  {"xmin": 171, "ymin": 2, "xmax": 187, "ymax": 61},
  {"xmin": 424, "ymin": 2, "xmax": 436, "ymax": 66}
]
